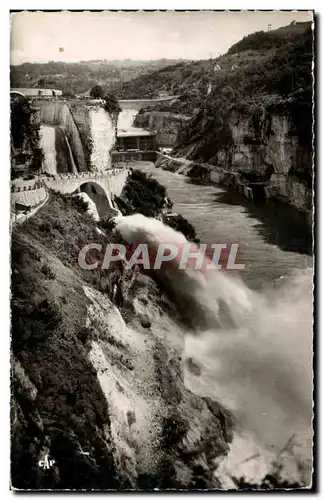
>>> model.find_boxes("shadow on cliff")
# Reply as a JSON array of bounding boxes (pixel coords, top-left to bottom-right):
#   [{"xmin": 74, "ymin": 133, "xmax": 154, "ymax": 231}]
[{"xmin": 211, "ymin": 190, "xmax": 312, "ymax": 256}]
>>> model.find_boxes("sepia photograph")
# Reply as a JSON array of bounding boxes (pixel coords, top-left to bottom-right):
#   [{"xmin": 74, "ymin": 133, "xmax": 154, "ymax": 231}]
[{"xmin": 9, "ymin": 9, "xmax": 314, "ymax": 491}]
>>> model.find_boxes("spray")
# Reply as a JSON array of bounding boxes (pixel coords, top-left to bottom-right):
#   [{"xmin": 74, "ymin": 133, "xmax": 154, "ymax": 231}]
[{"xmin": 113, "ymin": 214, "xmax": 313, "ymax": 485}]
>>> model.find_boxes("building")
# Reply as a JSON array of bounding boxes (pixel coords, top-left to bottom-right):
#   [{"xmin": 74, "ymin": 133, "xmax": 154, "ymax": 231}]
[
  {"xmin": 115, "ymin": 128, "xmax": 157, "ymax": 151},
  {"xmin": 11, "ymin": 88, "xmax": 63, "ymax": 97},
  {"xmin": 112, "ymin": 127, "xmax": 157, "ymax": 165}
]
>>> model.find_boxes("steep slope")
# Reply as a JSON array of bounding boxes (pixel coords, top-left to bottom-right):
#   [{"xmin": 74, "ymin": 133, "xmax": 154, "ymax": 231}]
[
  {"xmin": 11, "ymin": 188, "xmax": 233, "ymax": 490},
  {"xmin": 116, "ymin": 22, "xmax": 313, "ymax": 216}
]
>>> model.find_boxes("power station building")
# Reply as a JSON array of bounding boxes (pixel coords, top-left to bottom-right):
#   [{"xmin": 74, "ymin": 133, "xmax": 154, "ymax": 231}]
[
  {"xmin": 115, "ymin": 128, "xmax": 157, "ymax": 151},
  {"xmin": 111, "ymin": 127, "xmax": 157, "ymax": 164}
]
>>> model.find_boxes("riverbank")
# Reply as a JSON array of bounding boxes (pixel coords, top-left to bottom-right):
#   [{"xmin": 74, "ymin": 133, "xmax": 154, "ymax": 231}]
[{"xmin": 155, "ymin": 152, "xmax": 313, "ymax": 228}]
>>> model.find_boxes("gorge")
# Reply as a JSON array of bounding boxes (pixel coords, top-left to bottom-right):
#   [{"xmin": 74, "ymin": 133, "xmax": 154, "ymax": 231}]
[{"xmin": 10, "ymin": 19, "xmax": 314, "ymax": 491}]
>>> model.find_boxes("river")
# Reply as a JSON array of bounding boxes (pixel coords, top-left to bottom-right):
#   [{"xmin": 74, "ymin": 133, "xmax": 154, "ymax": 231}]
[
  {"xmin": 38, "ymin": 103, "xmax": 313, "ymax": 485},
  {"xmin": 130, "ymin": 162, "xmax": 312, "ymax": 291},
  {"xmin": 123, "ymin": 160, "xmax": 313, "ymax": 486}
]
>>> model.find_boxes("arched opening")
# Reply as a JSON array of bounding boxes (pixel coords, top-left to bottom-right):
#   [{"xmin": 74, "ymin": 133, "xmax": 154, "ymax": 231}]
[{"xmin": 77, "ymin": 181, "xmax": 118, "ymax": 219}]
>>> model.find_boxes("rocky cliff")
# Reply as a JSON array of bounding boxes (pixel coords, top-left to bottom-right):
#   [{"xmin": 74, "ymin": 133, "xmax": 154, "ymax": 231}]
[
  {"xmin": 11, "ymin": 185, "xmax": 233, "ymax": 490},
  {"xmin": 171, "ymin": 108, "xmax": 313, "ymax": 218},
  {"xmin": 134, "ymin": 110, "xmax": 191, "ymax": 148},
  {"xmin": 116, "ymin": 21, "xmax": 313, "ymax": 220}
]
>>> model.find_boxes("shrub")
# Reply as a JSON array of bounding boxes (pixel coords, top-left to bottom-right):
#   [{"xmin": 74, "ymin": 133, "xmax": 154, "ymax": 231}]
[
  {"xmin": 103, "ymin": 93, "xmax": 121, "ymax": 115},
  {"xmin": 40, "ymin": 263, "xmax": 55, "ymax": 280},
  {"xmin": 115, "ymin": 169, "xmax": 168, "ymax": 217},
  {"xmin": 71, "ymin": 195, "xmax": 89, "ymax": 213},
  {"xmin": 90, "ymin": 85, "xmax": 104, "ymax": 98}
]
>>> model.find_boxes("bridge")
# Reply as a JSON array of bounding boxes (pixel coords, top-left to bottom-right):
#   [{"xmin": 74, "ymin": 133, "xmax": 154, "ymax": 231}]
[
  {"xmin": 12, "ymin": 168, "xmax": 129, "ymax": 221},
  {"xmin": 118, "ymin": 96, "xmax": 178, "ymax": 111},
  {"xmin": 11, "ymin": 89, "xmax": 178, "ymax": 109}
]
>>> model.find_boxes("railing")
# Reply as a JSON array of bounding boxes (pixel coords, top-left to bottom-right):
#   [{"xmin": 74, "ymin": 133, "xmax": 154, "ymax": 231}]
[
  {"xmin": 11, "ymin": 180, "xmax": 44, "ymax": 192},
  {"xmin": 111, "ymin": 150, "xmax": 157, "ymax": 164},
  {"xmin": 11, "ymin": 185, "xmax": 49, "ymax": 227},
  {"xmin": 47, "ymin": 168, "xmax": 126, "ymax": 182},
  {"xmin": 11, "ymin": 167, "xmax": 128, "ymax": 193}
]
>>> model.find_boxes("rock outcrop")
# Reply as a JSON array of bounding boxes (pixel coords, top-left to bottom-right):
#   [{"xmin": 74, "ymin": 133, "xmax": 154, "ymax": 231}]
[
  {"xmin": 10, "ymin": 190, "xmax": 233, "ymax": 490},
  {"xmin": 134, "ymin": 110, "xmax": 191, "ymax": 148},
  {"xmin": 156, "ymin": 109, "xmax": 312, "ymax": 222}
]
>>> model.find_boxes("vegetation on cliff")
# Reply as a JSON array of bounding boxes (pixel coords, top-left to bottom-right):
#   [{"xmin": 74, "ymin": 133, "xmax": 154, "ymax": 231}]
[
  {"xmin": 10, "ymin": 95, "xmax": 44, "ymax": 178},
  {"xmin": 11, "ymin": 189, "xmax": 233, "ymax": 489},
  {"xmin": 114, "ymin": 169, "xmax": 169, "ymax": 218},
  {"xmin": 11, "ymin": 194, "xmax": 120, "ymax": 489},
  {"xmin": 115, "ymin": 22, "xmax": 313, "ymax": 172},
  {"xmin": 89, "ymin": 85, "xmax": 121, "ymax": 121},
  {"xmin": 114, "ymin": 169, "xmax": 198, "ymax": 242}
]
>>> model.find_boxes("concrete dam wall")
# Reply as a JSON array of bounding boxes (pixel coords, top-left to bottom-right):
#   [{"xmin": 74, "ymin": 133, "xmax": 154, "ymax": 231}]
[
  {"xmin": 36, "ymin": 100, "xmax": 117, "ymax": 174},
  {"xmin": 36, "ymin": 101, "xmax": 87, "ymax": 172}
]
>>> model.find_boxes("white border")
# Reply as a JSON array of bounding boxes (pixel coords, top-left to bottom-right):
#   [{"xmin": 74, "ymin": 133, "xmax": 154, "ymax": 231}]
[{"xmin": 1, "ymin": 2, "xmax": 320, "ymax": 498}]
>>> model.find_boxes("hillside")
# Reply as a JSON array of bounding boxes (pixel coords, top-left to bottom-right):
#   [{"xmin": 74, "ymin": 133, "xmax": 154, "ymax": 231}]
[
  {"xmin": 10, "ymin": 59, "xmax": 185, "ymax": 96},
  {"xmin": 11, "ymin": 176, "xmax": 236, "ymax": 490},
  {"xmin": 120, "ymin": 22, "xmax": 313, "ymax": 217},
  {"xmin": 116, "ymin": 22, "xmax": 312, "ymax": 126}
]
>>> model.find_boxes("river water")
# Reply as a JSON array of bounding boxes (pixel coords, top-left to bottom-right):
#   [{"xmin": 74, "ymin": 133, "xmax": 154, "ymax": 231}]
[
  {"xmin": 125, "ymin": 161, "xmax": 313, "ymax": 486},
  {"xmin": 38, "ymin": 103, "xmax": 313, "ymax": 485},
  {"xmin": 130, "ymin": 162, "xmax": 312, "ymax": 291}
]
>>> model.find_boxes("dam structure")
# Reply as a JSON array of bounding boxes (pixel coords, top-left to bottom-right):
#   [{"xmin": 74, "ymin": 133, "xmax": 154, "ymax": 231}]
[
  {"xmin": 12, "ymin": 98, "xmax": 122, "ymax": 220},
  {"xmin": 11, "ymin": 94, "xmax": 174, "ymax": 221},
  {"xmin": 43, "ymin": 169, "xmax": 129, "ymax": 218},
  {"xmin": 34, "ymin": 96, "xmax": 171, "ymax": 173},
  {"xmin": 33, "ymin": 99, "xmax": 115, "ymax": 173},
  {"xmin": 11, "ymin": 169, "xmax": 128, "ymax": 220}
]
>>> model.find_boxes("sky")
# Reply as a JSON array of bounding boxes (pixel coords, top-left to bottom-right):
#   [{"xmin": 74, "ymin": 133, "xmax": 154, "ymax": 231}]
[{"xmin": 10, "ymin": 10, "xmax": 313, "ymax": 65}]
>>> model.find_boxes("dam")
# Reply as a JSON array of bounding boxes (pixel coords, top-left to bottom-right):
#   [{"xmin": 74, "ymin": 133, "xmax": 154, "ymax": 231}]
[{"xmin": 11, "ymin": 97, "xmax": 163, "ymax": 221}]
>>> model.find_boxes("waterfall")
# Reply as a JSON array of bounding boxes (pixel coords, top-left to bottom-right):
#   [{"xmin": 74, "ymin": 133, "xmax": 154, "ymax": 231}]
[
  {"xmin": 64, "ymin": 134, "xmax": 78, "ymax": 173},
  {"xmin": 89, "ymin": 107, "xmax": 116, "ymax": 172},
  {"xmin": 36, "ymin": 100, "xmax": 87, "ymax": 171},
  {"xmin": 113, "ymin": 213, "xmax": 313, "ymax": 485},
  {"xmin": 40, "ymin": 125, "xmax": 57, "ymax": 175},
  {"xmin": 117, "ymin": 108, "xmax": 138, "ymax": 132}
]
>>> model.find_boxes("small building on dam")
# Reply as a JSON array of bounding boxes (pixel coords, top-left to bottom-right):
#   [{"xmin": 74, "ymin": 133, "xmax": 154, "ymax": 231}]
[{"xmin": 111, "ymin": 127, "xmax": 157, "ymax": 164}]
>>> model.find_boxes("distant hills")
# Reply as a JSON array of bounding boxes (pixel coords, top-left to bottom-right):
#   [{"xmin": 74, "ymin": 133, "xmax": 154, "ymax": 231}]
[
  {"xmin": 10, "ymin": 59, "xmax": 187, "ymax": 96},
  {"xmin": 113, "ymin": 21, "xmax": 313, "ymax": 104}
]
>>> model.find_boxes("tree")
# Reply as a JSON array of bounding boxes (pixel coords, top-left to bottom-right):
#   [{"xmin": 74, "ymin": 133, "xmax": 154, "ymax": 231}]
[
  {"xmin": 10, "ymin": 97, "xmax": 44, "ymax": 177},
  {"xmin": 90, "ymin": 85, "xmax": 104, "ymax": 98},
  {"xmin": 103, "ymin": 93, "xmax": 121, "ymax": 115}
]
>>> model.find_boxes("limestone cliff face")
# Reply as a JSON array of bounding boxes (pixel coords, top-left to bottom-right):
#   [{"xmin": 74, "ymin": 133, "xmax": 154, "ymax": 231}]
[
  {"xmin": 228, "ymin": 112, "xmax": 312, "ymax": 215},
  {"xmin": 134, "ymin": 111, "xmax": 191, "ymax": 148},
  {"xmin": 165, "ymin": 109, "xmax": 312, "ymax": 218}
]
